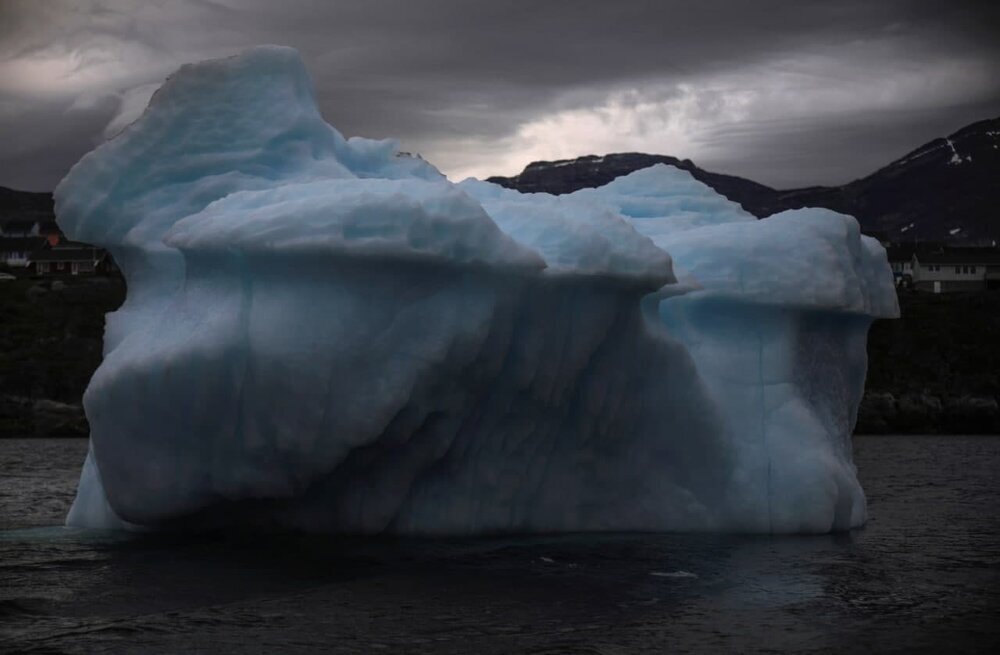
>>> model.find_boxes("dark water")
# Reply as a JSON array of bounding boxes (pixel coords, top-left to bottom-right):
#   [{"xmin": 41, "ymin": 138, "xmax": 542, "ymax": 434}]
[{"xmin": 1, "ymin": 436, "xmax": 998, "ymax": 654}]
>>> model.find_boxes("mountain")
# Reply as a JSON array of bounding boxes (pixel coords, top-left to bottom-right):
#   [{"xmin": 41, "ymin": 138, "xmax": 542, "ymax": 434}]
[
  {"xmin": 486, "ymin": 152, "xmax": 779, "ymax": 211},
  {"xmin": 2, "ymin": 116, "xmax": 997, "ymax": 243},
  {"xmin": 488, "ymin": 116, "xmax": 1000, "ymax": 243}
]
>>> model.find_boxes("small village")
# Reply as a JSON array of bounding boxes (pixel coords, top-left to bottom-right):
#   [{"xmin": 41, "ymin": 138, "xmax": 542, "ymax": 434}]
[
  {"xmin": 883, "ymin": 238, "xmax": 1000, "ymax": 293},
  {"xmin": 0, "ymin": 216, "xmax": 118, "ymax": 279}
]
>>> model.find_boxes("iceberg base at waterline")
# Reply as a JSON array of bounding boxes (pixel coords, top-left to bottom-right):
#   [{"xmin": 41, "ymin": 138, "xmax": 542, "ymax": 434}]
[{"xmin": 56, "ymin": 46, "xmax": 897, "ymax": 535}]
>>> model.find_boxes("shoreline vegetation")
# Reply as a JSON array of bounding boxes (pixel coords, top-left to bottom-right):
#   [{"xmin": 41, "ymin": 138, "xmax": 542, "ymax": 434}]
[
  {"xmin": 1, "ymin": 276, "xmax": 997, "ymax": 437},
  {"xmin": 858, "ymin": 290, "xmax": 1000, "ymax": 434}
]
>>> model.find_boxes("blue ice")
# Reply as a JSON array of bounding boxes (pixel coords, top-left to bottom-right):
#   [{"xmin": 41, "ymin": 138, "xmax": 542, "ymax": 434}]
[{"xmin": 56, "ymin": 47, "xmax": 897, "ymax": 534}]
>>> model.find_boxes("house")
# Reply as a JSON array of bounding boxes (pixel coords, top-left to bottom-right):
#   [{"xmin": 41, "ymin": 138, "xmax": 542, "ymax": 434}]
[
  {"xmin": 31, "ymin": 245, "xmax": 106, "ymax": 276},
  {"xmin": 36, "ymin": 220, "xmax": 64, "ymax": 246},
  {"xmin": 0, "ymin": 219, "xmax": 40, "ymax": 238},
  {"xmin": 1, "ymin": 218, "xmax": 65, "ymax": 244},
  {"xmin": 911, "ymin": 249, "xmax": 1000, "ymax": 292},
  {"xmin": 0, "ymin": 236, "xmax": 47, "ymax": 268},
  {"xmin": 885, "ymin": 245, "xmax": 917, "ymax": 286}
]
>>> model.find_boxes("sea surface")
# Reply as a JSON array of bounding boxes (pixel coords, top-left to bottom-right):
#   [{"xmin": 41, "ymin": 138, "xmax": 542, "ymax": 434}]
[{"xmin": 1, "ymin": 435, "xmax": 998, "ymax": 654}]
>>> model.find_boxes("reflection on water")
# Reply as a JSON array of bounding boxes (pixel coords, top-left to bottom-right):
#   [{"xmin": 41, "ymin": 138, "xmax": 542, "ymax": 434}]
[{"xmin": 1, "ymin": 436, "xmax": 998, "ymax": 653}]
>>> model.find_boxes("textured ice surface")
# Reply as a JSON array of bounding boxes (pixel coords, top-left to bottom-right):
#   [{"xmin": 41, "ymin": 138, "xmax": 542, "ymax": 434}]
[{"xmin": 57, "ymin": 47, "xmax": 897, "ymax": 534}]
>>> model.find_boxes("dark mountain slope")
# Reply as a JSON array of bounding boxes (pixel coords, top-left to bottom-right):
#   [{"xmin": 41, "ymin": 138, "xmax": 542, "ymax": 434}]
[
  {"xmin": 0, "ymin": 186, "xmax": 53, "ymax": 223},
  {"xmin": 486, "ymin": 152, "xmax": 778, "ymax": 214},
  {"xmin": 488, "ymin": 116, "xmax": 1000, "ymax": 243}
]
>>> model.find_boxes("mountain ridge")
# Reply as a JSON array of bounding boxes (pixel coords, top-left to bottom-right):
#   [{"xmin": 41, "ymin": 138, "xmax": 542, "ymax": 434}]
[
  {"xmin": 3, "ymin": 116, "xmax": 997, "ymax": 243},
  {"xmin": 487, "ymin": 115, "xmax": 1000, "ymax": 243}
]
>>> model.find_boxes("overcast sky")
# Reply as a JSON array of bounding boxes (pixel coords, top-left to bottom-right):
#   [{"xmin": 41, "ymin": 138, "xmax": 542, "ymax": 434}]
[{"xmin": 1, "ymin": 0, "xmax": 998, "ymax": 192}]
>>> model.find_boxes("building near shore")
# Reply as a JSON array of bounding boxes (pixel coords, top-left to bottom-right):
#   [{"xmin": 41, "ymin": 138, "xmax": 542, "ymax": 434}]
[
  {"xmin": 31, "ymin": 243, "xmax": 111, "ymax": 276},
  {"xmin": 0, "ymin": 236, "xmax": 47, "ymax": 268},
  {"xmin": 912, "ymin": 249, "xmax": 1000, "ymax": 292}
]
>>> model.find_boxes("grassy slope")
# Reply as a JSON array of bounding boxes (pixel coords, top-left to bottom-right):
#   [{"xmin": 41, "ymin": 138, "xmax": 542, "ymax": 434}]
[
  {"xmin": 860, "ymin": 291, "xmax": 1000, "ymax": 432},
  {"xmin": 0, "ymin": 278, "xmax": 124, "ymax": 436},
  {"xmin": 0, "ymin": 278, "xmax": 125, "ymax": 403},
  {"xmin": 866, "ymin": 292, "xmax": 1000, "ymax": 397}
]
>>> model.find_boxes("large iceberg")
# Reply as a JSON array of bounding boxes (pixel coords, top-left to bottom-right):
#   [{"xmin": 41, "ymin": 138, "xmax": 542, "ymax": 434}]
[{"xmin": 56, "ymin": 46, "xmax": 897, "ymax": 535}]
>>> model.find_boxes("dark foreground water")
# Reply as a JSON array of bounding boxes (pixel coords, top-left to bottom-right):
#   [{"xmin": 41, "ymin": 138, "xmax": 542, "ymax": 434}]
[{"xmin": 1, "ymin": 437, "xmax": 998, "ymax": 654}]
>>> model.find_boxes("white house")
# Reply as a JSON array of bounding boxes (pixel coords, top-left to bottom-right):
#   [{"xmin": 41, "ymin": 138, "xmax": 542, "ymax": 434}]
[
  {"xmin": 912, "ymin": 250, "xmax": 1000, "ymax": 292},
  {"xmin": 886, "ymin": 245, "xmax": 916, "ymax": 285},
  {"xmin": 0, "ymin": 236, "xmax": 47, "ymax": 268},
  {"xmin": 31, "ymin": 245, "xmax": 108, "ymax": 276}
]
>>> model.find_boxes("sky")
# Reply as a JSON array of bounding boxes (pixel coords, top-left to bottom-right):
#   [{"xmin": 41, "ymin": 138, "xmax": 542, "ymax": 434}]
[{"xmin": 0, "ymin": 0, "xmax": 998, "ymax": 192}]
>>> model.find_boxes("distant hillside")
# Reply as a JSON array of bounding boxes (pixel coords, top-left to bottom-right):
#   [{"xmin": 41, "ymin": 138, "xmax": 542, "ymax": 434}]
[
  {"xmin": 486, "ymin": 152, "xmax": 779, "ymax": 214},
  {"xmin": 0, "ymin": 186, "xmax": 53, "ymax": 222},
  {"xmin": 488, "ymin": 116, "xmax": 1000, "ymax": 243}
]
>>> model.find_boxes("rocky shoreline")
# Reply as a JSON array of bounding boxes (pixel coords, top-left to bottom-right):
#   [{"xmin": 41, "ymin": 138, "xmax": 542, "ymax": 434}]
[
  {"xmin": 856, "ymin": 392, "xmax": 1000, "ymax": 434},
  {"xmin": 0, "ymin": 394, "xmax": 88, "ymax": 437},
  {"xmin": 859, "ymin": 290, "xmax": 1000, "ymax": 435}
]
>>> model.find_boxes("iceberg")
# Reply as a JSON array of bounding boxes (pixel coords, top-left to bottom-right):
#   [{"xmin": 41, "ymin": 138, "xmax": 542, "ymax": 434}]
[{"xmin": 56, "ymin": 46, "xmax": 897, "ymax": 534}]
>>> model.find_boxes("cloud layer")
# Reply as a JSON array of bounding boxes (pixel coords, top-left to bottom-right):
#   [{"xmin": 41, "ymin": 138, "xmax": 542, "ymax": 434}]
[{"xmin": 1, "ymin": 0, "xmax": 998, "ymax": 190}]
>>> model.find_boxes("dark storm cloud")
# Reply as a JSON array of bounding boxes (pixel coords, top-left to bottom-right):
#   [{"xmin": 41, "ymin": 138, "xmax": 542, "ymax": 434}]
[
  {"xmin": 0, "ymin": 96, "xmax": 118, "ymax": 190},
  {"xmin": 693, "ymin": 96, "xmax": 1000, "ymax": 188},
  {"xmin": 0, "ymin": 0, "xmax": 998, "ymax": 190}
]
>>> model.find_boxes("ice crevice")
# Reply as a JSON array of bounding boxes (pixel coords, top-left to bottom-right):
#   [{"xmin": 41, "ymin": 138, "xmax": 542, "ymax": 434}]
[{"xmin": 57, "ymin": 46, "xmax": 897, "ymax": 535}]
